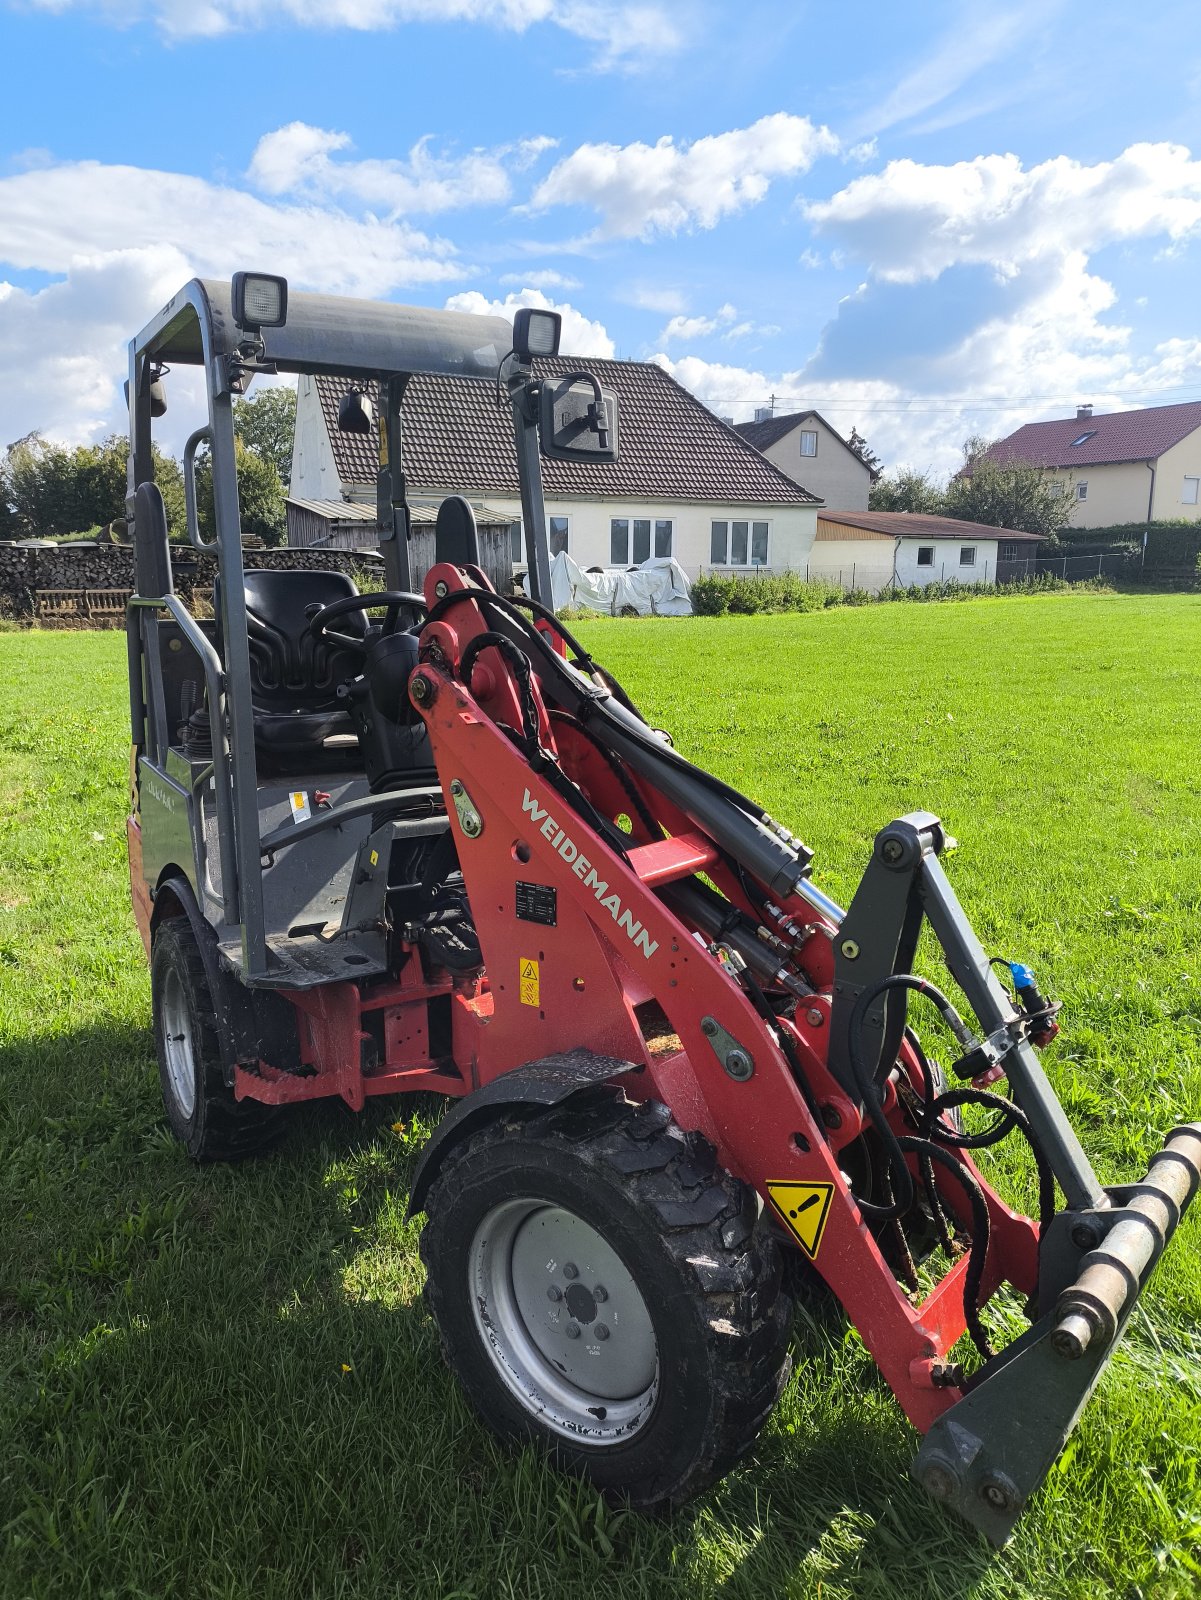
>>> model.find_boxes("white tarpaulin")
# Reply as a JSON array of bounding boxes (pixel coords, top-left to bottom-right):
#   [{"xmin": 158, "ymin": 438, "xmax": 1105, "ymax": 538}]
[{"xmin": 528, "ymin": 553, "xmax": 693, "ymax": 616}]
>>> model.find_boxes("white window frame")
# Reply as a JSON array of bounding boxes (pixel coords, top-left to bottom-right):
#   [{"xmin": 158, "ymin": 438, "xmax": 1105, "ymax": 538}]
[
  {"xmin": 999, "ymin": 540, "xmax": 1019, "ymax": 562},
  {"xmin": 799, "ymin": 429, "xmax": 818, "ymax": 458},
  {"xmin": 1049, "ymin": 481, "xmax": 1064, "ymax": 498},
  {"xmin": 959, "ymin": 545, "xmax": 977, "ymax": 568},
  {"xmin": 710, "ymin": 519, "xmax": 771, "ymax": 568},
  {"xmin": 1183, "ymin": 477, "xmax": 1200, "ymax": 506},
  {"xmin": 611, "ymin": 515, "xmax": 672, "ymax": 565},
  {"xmin": 916, "ymin": 545, "xmax": 935, "ymax": 567},
  {"xmin": 1076, "ymin": 481, "xmax": 1088, "ymax": 501}
]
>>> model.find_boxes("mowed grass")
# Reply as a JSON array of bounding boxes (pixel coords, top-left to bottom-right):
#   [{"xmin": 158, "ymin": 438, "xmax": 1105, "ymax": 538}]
[{"xmin": 1, "ymin": 592, "xmax": 1200, "ymax": 1600}]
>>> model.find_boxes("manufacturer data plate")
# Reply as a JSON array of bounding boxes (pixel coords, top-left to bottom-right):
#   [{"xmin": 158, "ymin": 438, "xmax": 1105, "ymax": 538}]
[{"xmin": 515, "ymin": 881, "xmax": 557, "ymax": 927}]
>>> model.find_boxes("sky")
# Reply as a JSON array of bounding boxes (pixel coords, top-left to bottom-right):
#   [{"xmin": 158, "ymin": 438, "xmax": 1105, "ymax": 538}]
[{"xmin": 1, "ymin": 0, "xmax": 1200, "ymax": 477}]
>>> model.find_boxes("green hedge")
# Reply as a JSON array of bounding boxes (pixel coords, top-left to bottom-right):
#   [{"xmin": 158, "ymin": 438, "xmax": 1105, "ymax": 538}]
[{"xmin": 688, "ymin": 570, "xmax": 1111, "ymax": 618}]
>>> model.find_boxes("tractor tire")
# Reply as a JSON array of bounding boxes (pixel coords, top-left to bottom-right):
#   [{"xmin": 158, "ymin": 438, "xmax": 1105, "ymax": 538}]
[
  {"xmin": 150, "ymin": 917, "xmax": 281, "ymax": 1162},
  {"xmin": 419, "ymin": 1092, "xmax": 792, "ymax": 1510}
]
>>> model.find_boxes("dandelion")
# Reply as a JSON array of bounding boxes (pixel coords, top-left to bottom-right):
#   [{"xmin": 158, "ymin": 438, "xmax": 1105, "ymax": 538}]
[
  {"xmin": 341, "ymin": 1363, "xmax": 353, "ymax": 1374},
  {"xmin": 392, "ymin": 1121, "xmax": 406, "ymax": 1136}
]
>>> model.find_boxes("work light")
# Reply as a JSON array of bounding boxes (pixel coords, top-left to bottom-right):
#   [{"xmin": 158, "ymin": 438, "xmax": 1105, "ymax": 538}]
[
  {"xmin": 513, "ymin": 307, "xmax": 561, "ymax": 360},
  {"xmin": 231, "ymin": 272, "xmax": 289, "ymax": 333}
]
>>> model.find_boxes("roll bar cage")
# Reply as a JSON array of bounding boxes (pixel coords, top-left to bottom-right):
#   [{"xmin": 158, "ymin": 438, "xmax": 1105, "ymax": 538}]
[{"xmin": 125, "ymin": 278, "xmax": 553, "ymax": 978}]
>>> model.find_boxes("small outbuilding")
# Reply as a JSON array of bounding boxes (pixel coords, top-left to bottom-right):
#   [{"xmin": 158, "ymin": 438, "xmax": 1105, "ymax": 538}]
[{"xmin": 809, "ymin": 511, "xmax": 1047, "ymax": 591}]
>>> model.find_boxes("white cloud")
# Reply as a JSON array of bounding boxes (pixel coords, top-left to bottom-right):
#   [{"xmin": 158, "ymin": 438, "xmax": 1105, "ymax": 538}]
[
  {"xmin": 804, "ymin": 143, "xmax": 1201, "ymax": 284},
  {"xmin": 527, "ymin": 113, "xmax": 839, "ymax": 239},
  {"xmin": 25, "ymin": 0, "xmax": 680, "ymax": 67},
  {"xmin": 0, "ymin": 158, "xmax": 460, "ymax": 295},
  {"xmin": 620, "ymin": 284, "xmax": 688, "ymax": 314},
  {"xmin": 0, "ymin": 153, "xmax": 463, "ymax": 447},
  {"xmin": 248, "ymin": 123, "xmax": 519, "ymax": 214},
  {"xmin": 657, "ymin": 303, "xmax": 737, "ymax": 344},
  {"xmin": 444, "ymin": 286, "xmax": 614, "ymax": 356},
  {"xmin": 854, "ymin": 2, "xmax": 1056, "ymax": 137},
  {"xmin": 498, "ymin": 269, "xmax": 582, "ymax": 290}
]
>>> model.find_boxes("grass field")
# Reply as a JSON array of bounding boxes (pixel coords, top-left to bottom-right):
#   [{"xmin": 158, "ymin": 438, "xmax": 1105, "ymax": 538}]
[{"xmin": 2, "ymin": 592, "xmax": 1200, "ymax": 1600}]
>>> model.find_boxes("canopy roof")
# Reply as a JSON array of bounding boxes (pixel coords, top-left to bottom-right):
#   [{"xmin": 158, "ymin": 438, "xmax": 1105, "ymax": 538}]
[{"xmin": 131, "ymin": 278, "xmax": 512, "ymax": 383}]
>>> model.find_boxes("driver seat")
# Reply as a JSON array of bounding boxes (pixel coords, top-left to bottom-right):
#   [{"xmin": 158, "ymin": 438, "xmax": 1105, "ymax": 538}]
[{"xmin": 215, "ymin": 569, "xmax": 365, "ymax": 775}]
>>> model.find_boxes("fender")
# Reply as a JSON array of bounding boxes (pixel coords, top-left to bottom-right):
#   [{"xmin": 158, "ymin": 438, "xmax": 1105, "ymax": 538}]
[
  {"xmin": 151, "ymin": 873, "xmax": 299, "ymax": 1084},
  {"xmin": 407, "ymin": 1049, "xmax": 635, "ymax": 1216}
]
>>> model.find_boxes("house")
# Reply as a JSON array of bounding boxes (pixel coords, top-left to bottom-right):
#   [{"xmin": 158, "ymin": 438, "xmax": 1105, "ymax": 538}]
[
  {"xmin": 808, "ymin": 510, "xmax": 1046, "ymax": 591},
  {"xmin": 291, "ymin": 358, "xmax": 822, "ymax": 579},
  {"xmin": 733, "ymin": 409, "xmax": 872, "ymax": 510},
  {"xmin": 978, "ymin": 401, "xmax": 1201, "ymax": 528}
]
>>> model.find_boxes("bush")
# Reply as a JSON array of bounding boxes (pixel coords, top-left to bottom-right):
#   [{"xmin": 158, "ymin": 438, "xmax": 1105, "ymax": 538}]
[
  {"xmin": 688, "ymin": 567, "xmax": 1113, "ymax": 618},
  {"xmin": 691, "ymin": 572, "xmax": 843, "ymax": 616}
]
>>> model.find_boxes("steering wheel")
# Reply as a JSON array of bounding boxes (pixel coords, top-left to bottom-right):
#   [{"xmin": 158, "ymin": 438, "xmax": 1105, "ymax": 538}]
[{"xmin": 307, "ymin": 590, "xmax": 427, "ymax": 654}]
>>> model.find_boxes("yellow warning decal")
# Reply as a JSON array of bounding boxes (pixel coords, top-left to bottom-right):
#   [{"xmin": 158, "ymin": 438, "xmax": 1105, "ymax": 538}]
[
  {"xmin": 369, "ymin": 849, "xmax": 379, "ymax": 867},
  {"xmin": 519, "ymin": 958, "xmax": 540, "ymax": 1007},
  {"xmin": 766, "ymin": 1181, "xmax": 834, "ymax": 1260}
]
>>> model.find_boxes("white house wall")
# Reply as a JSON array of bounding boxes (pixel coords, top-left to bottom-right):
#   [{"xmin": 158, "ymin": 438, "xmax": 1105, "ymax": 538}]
[
  {"xmin": 806, "ymin": 537, "xmax": 896, "ymax": 592},
  {"xmin": 895, "ymin": 537, "xmax": 998, "ymax": 586},
  {"xmin": 1151, "ymin": 435, "xmax": 1201, "ymax": 522},
  {"xmin": 290, "ymin": 375, "xmax": 347, "ymax": 503},
  {"xmin": 759, "ymin": 418, "xmax": 870, "ymax": 510},
  {"xmin": 412, "ymin": 491, "xmax": 818, "ymax": 579}
]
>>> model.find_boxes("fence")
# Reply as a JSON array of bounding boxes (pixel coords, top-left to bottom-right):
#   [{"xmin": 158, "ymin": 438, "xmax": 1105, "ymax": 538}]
[{"xmin": 996, "ymin": 552, "xmax": 1137, "ymax": 584}]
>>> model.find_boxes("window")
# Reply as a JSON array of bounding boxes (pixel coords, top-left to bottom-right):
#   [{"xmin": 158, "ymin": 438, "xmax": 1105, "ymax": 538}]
[
  {"xmin": 1183, "ymin": 477, "xmax": 1200, "ymax": 506},
  {"xmin": 799, "ymin": 430, "xmax": 818, "ymax": 457},
  {"xmin": 611, "ymin": 517, "xmax": 672, "ymax": 565},
  {"xmin": 916, "ymin": 545, "xmax": 935, "ymax": 567},
  {"xmin": 999, "ymin": 541, "xmax": 1018, "ymax": 562},
  {"xmin": 1049, "ymin": 481, "xmax": 1064, "ymax": 498},
  {"xmin": 1076, "ymin": 481, "xmax": 1088, "ymax": 501},
  {"xmin": 959, "ymin": 546, "xmax": 977, "ymax": 567},
  {"xmin": 549, "ymin": 515, "xmax": 570, "ymax": 556},
  {"xmin": 711, "ymin": 519, "xmax": 769, "ymax": 566},
  {"xmin": 1070, "ymin": 431, "xmax": 1097, "ymax": 447}
]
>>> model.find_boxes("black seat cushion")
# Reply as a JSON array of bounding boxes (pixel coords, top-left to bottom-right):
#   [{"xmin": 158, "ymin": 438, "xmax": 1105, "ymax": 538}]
[{"xmin": 215, "ymin": 569, "xmax": 365, "ymax": 771}]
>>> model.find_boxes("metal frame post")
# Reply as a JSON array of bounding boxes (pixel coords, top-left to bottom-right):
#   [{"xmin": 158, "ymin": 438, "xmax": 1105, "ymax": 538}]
[
  {"xmin": 508, "ymin": 366, "xmax": 553, "ymax": 606},
  {"xmin": 377, "ymin": 374, "xmax": 413, "ymax": 591}
]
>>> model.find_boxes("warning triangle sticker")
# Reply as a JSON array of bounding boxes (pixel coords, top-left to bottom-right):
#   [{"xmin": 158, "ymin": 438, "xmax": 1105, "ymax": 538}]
[
  {"xmin": 767, "ymin": 1181, "xmax": 834, "ymax": 1260},
  {"xmin": 521, "ymin": 960, "xmax": 537, "ymax": 979}
]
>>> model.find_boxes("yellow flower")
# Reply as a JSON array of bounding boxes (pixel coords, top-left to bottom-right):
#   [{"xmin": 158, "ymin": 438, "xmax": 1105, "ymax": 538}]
[
  {"xmin": 391, "ymin": 1121, "xmax": 406, "ymax": 1136},
  {"xmin": 341, "ymin": 1363, "xmax": 353, "ymax": 1373}
]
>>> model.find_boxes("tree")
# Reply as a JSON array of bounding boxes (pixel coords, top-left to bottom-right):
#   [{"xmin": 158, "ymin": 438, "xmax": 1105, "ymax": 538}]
[
  {"xmin": 233, "ymin": 385, "xmax": 297, "ymax": 486},
  {"xmin": 0, "ymin": 432, "xmax": 185, "ymax": 539},
  {"xmin": 847, "ymin": 426, "xmax": 883, "ymax": 482},
  {"xmin": 944, "ymin": 443, "xmax": 1069, "ymax": 538},
  {"xmin": 869, "ymin": 467, "xmax": 945, "ymax": 515},
  {"xmin": 194, "ymin": 438, "xmax": 287, "ymax": 547}
]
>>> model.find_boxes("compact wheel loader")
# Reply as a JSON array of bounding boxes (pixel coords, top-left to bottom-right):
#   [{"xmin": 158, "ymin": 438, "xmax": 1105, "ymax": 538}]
[{"xmin": 124, "ymin": 273, "xmax": 1200, "ymax": 1545}]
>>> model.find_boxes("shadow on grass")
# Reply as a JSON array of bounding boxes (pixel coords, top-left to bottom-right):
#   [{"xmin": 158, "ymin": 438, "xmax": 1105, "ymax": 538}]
[{"xmin": 1, "ymin": 1020, "xmax": 1003, "ymax": 1600}]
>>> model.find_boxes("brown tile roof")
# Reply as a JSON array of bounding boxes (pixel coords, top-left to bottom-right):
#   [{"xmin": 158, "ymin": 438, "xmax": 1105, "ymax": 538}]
[
  {"xmin": 818, "ymin": 511, "xmax": 1046, "ymax": 542},
  {"xmin": 315, "ymin": 360, "xmax": 820, "ymax": 507},
  {"xmin": 981, "ymin": 401, "xmax": 1201, "ymax": 470}
]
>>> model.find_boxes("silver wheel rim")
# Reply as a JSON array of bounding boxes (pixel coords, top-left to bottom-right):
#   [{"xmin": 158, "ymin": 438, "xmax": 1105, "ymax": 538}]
[
  {"xmin": 468, "ymin": 1199, "xmax": 659, "ymax": 1443},
  {"xmin": 160, "ymin": 965, "xmax": 197, "ymax": 1119}
]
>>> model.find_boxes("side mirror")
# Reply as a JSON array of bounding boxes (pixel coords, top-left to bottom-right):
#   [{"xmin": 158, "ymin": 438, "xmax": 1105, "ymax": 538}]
[
  {"xmin": 338, "ymin": 388, "xmax": 374, "ymax": 434},
  {"xmin": 538, "ymin": 374, "xmax": 619, "ymax": 464}
]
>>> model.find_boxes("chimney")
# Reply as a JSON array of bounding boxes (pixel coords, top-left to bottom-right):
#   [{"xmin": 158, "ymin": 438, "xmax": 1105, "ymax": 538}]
[
  {"xmin": 753, "ymin": 405, "xmax": 773, "ymax": 423},
  {"xmin": 1076, "ymin": 403, "xmax": 1093, "ymax": 420}
]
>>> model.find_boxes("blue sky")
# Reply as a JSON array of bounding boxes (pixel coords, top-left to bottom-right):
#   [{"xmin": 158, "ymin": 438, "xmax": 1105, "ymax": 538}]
[{"xmin": 1, "ymin": 0, "xmax": 1199, "ymax": 475}]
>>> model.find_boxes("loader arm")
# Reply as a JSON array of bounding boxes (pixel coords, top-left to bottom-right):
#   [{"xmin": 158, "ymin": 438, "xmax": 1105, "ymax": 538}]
[{"xmin": 407, "ymin": 559, "xmax": 1201, "ymax": 1544}]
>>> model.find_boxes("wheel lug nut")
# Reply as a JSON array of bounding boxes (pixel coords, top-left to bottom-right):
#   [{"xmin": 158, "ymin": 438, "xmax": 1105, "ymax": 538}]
[
  {"xmin": 593, "ymin": 1285, "xmax": 608, "ymax": 1303},
  {"xmin": 547, "ymin": 1285, "xmax": 562, "ymax": 1302},
  {"xmin": 565, "ymin": 1322, "xmax": 581, "ymax": 1339},
  {"xmin": 562, "ymin": 1262, "xmax": 579, "ymax": 1280},
  {"xmin": 594, "ymin": 1324, "xmax": 610, "ymax": 1341}
]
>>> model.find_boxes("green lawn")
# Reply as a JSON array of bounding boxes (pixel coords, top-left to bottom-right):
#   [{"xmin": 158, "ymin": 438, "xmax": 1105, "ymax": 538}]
[{"xmin": 2, "ymin": 592, "xmax": 1200, "ymax": 1599}]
